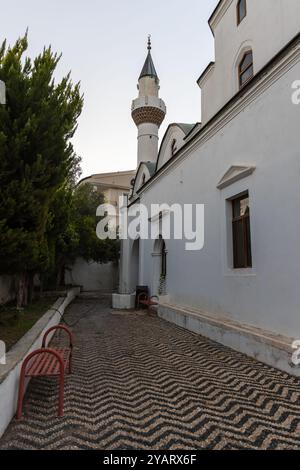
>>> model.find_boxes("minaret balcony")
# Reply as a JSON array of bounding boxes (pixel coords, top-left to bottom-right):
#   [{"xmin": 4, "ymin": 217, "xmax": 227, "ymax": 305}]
[{"xmin": 131, "ymin": 96, "xmax": 166, "ymax": 127}]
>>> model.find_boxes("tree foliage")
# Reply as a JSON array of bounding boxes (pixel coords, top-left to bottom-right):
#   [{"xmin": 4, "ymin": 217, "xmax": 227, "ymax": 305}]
[
  {"xmin": 46, "ymin": 184, "xmax": 119, "ymax": 288},
  {"xmin": 0, "ymin": 33, "xmax": 117, "ymax": 306}
]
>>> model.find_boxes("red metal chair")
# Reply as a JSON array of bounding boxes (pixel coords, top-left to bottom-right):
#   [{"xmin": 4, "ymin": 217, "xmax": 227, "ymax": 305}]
[
  {"xmin": 42, "ymin": 325, "xmax": 73, "ymax": 374},
  {"xmin": 16, "ymin": 324, "xmax": 73, "ymax": 420},
  {"xmin": 137, "ymin": 293, "xmax": 159, "ymax": 310}
]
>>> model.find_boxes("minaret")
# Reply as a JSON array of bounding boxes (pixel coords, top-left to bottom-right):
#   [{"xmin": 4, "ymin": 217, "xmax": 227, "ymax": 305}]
[{"xmin": 131, "ymin": 36, "xmax": 166, "ymax": 166}]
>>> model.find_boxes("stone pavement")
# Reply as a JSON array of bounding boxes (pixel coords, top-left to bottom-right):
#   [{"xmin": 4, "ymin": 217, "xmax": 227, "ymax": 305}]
[{"xmin": 1, "ymin": 296, "xmax": 300, "ymax": 450}]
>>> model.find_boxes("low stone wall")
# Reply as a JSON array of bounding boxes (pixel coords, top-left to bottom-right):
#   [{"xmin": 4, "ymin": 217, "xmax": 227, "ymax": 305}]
[
  {"xmin": 158, "ymin": 302, "xmax": 300, "ymax": 378},
  {"xmin": 0, "ymin": 287, "xmax": 80, "ymax": 438}
]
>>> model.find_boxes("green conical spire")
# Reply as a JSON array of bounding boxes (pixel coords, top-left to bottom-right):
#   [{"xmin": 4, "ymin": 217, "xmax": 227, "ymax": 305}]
[{"xmin": 139, "ymin": 35, "xmax": 159, "ymax": 80}]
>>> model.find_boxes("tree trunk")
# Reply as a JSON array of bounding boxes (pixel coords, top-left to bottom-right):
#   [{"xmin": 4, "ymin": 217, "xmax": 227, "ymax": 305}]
[{"xmin": 17, "ymin": 273, "xmax": 28, "ymax": 309}]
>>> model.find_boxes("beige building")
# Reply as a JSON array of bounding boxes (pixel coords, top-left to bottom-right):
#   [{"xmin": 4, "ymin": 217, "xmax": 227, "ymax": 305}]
[
  {"xmin": 66, "ymin": 170, "xmax": 135, "ymax": 293},
  {"xmin": 79, "ymin": 170, "xmax": 135, "ymax": 217}
]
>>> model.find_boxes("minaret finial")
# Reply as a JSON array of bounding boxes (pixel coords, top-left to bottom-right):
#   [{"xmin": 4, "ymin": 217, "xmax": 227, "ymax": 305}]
[{"xmin": 139, "ymin": 34, "xmax": 158, "ymax": 80}]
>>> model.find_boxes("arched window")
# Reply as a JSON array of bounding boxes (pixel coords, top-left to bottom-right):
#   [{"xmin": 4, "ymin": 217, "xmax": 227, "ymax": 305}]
[
  {"xmin": 171, "ymin": 139, "xmax": 177, "ymax": 157},
  {"xmin": 238, "ymin": 50, "xmax": 253, "ymax": 88},
  {"xmin": 142, "ymin": 173, "xmax": 146, "ymax": 185},
  {"xmin": 237, "ymin": 0, "xmax": 247, "ymax": 25}
]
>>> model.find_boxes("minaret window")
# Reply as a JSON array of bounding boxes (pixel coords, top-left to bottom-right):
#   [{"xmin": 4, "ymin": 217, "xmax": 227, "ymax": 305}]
[
  {"xmin": 171, "ymin": 139, "xmax": 177, "ymax": 157},
  {"xmin": 238, "ymin": 50, "xmax": 253, "ymax": 88},
  {"xmin": 237, "ymin": 0, "xmax": 247, "ymax": 25}
]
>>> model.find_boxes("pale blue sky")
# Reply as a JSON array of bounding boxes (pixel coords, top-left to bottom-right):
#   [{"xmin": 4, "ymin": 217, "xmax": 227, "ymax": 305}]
[{"xmin": 1, "ymin": 0, "xmax": 217, "ymax": 177}]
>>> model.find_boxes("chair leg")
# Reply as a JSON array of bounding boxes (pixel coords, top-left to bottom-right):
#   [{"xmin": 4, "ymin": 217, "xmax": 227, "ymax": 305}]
[
  {"xmin": 58, "ymin": 368, "xmax": 65, "ymax": 417},
  {"xmin": 16, "ymin": 365, "xmax": 26, "ymax": 420}
]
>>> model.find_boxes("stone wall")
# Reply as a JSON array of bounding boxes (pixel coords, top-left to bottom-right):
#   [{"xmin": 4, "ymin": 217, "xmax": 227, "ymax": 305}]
[{"xmin": 65, "ymin": 258, "xmax": 118, "ymax": 293}]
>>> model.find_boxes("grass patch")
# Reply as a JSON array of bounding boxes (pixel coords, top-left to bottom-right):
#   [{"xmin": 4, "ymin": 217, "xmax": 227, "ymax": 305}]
[{"xmin": 0, "ymin": 296, "xmax": 58, "ymax": 351}]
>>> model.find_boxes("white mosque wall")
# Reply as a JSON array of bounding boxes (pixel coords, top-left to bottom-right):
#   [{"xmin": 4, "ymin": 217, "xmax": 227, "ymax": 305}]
[
  {"xmin": 138, "ymin": 56, "xmax": 300, "ymax": 340},
  {"xmin": 200, "ymin": 0, "xmax": 300, "ymax": 124}
]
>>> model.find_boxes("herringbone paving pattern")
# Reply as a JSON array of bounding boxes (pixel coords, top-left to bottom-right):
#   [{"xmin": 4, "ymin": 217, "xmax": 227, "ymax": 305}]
[{"xmin": 1, "ymin": 297, "xmax": 300, "ymax": 450}]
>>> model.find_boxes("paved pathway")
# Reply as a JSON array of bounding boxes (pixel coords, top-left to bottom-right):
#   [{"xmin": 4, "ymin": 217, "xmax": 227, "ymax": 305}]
[{"xmin": 1, "ymin": 296, "xmax": 300, "ymax": 450}]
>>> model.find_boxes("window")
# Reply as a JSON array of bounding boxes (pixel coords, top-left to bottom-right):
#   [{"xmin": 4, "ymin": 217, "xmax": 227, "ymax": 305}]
[
  {"xmin": 239, "ymin": 50, "xmax": 253, "ymax": 88},
  {"xmin": 232, "ymin": 193, "xmax": 252, "ymax": 268},
  {"xmin": 142, "ymin": 173, "xmax": 146, "ymax": 185},
  {"xmin": 237, "ymin": 0, "xmax": 247, "ymax": 25}
]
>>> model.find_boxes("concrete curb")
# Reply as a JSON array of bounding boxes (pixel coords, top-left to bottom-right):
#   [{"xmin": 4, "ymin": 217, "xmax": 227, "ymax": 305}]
[{"xmin": 0, "ymin": 287, "xmax": 80, "ymax": 438}]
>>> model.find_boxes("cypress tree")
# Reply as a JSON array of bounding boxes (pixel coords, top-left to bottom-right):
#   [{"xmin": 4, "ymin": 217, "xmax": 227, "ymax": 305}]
[{"xmin": 0, "ymin": 33, "xmax": 83, "ymax": 307}]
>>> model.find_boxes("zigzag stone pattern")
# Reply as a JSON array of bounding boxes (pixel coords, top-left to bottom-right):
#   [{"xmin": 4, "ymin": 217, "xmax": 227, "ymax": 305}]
[{"xmin": 1, "ymin": 297, "xmax": 300, "ymax": 450}]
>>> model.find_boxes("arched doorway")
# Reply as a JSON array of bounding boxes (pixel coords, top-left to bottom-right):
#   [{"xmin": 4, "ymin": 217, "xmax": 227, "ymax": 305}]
[
  {"xmin": 152, "ymin": 236, "xmax": 167, "ymax": 296},
  {"xmin": 130, "ymin": 238, "xmax": 140, "ymax": 293}
]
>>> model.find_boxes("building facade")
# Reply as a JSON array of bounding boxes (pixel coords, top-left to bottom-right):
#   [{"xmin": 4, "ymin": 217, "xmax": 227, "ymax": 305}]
[
  {"xmin": 79, "ymin": 170, "xmax": 135, "ymax": 223},
  {"xmin": 113, "ymin": 0, "xmax": 300, "ymax": 376}
]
